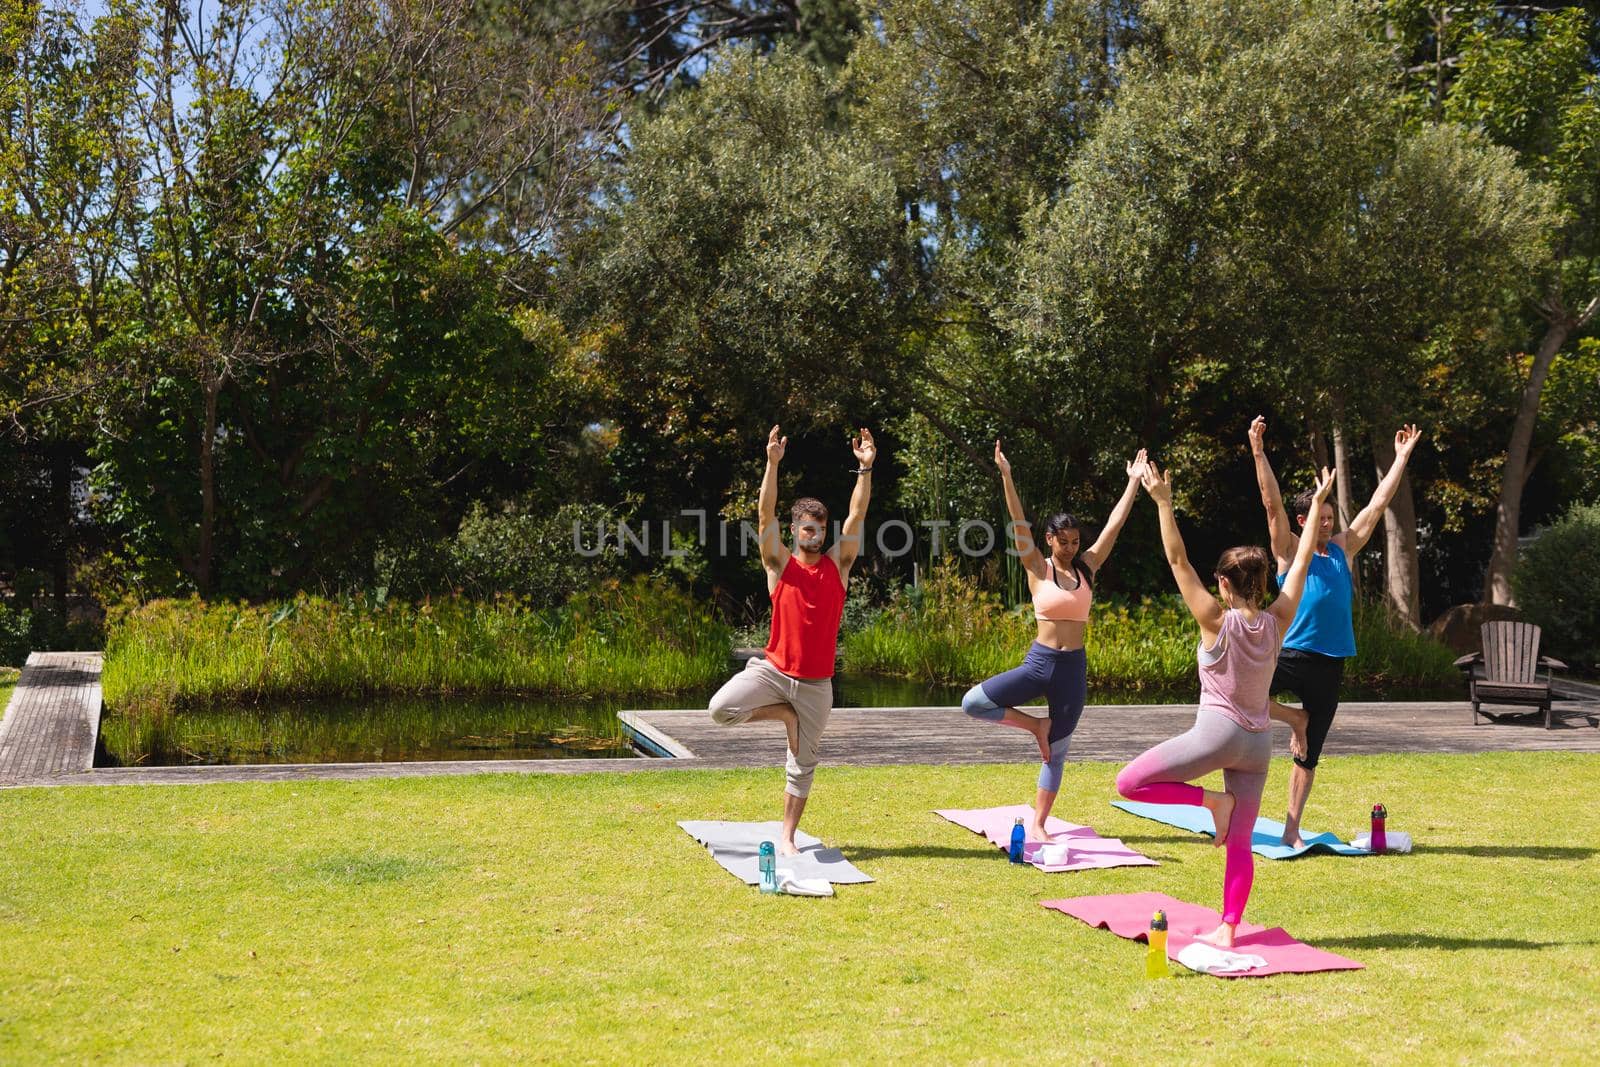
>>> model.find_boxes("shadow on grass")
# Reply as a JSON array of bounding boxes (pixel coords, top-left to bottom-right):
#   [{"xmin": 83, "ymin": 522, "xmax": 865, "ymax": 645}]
[
  {"xmin": 1316, "ymin": 933, "xmax": 1600, "ymax": 952},
  {"xmin": 841, "ymin": 843, "xmax": 1188, "ymax": 865},
  {"xmin": 1416, "ymin": 844, "xmax": 1599, "ymax": 860},
  {"xmin": 299, "ymin": 851, "xmax": 447, "ymax": 885},
  {"xmin": 837, "ymin": 844, "xmax": 1009, "ymax": 862},
  {"xmin": 1114, "ymin": 836, "xmax": 1597, "ymax": 861},
  {"xmin": 1115, "ymin": 834, "xmax": 1199, "ymax": 846}
]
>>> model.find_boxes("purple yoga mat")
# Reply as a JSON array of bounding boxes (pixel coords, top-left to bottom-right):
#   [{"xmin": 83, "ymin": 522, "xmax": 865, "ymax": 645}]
[
  {"xmin": 1041, "ymin": 891, "xmax": 1364, "ymax": 978},
  {"xmin": 934, "ymin": 804, "xmax": 1157, "ymax": 872}
]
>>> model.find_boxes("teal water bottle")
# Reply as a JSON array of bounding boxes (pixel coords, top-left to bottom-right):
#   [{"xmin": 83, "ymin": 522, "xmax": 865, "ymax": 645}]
[
  {"xmin": 758, "ymin": 840, "xmax": 779, "ymax": 893},
  {"xmin": 1009, "ymin": 818, "xmax": 1026, "ymax": 864}
]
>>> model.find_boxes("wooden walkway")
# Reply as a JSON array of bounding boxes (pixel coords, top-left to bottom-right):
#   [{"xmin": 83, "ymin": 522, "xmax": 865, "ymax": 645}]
[
  {"xmin": 0, "ymin": 649, "xmax": 1595, "ymax": 789},
  {"xmin": 623, "ymin": 698, "xmax": 1600, "ymax": 768},
  {"xmin": 0, "ymin": 651, "xmax": 103, "ymax": 785}
]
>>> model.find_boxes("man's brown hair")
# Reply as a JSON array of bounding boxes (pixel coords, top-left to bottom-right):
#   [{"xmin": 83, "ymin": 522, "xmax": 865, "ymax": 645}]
[{"xmin": 792, "ymin": 498, "xmax": 828, "ymax": 524}]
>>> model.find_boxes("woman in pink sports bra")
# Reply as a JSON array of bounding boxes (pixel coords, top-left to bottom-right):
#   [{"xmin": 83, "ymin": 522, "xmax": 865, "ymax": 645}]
[
  {"xmin": 1114, "ymin": 461, "xmax": 1335, "ymax": 947},
  {"xmin": 960, "ymin": 439, "xmax": 1148, "ymax": 841}
]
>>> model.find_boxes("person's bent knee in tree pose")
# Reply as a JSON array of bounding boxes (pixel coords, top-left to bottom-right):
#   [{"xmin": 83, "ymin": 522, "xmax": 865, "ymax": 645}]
[
  {"xmin": 960, "ymin": 438, "xmax": 1147, "ymax": 841},
  {"xmin": 1116, "ymin": 461, "xmax": 1336, "ymax": 948},
  {"xmin": 707, "ymin": 424, "xmax": 877, "ymax": 856},
  {"xmin": 1249, "ymin": 417, "xmax": 1423, "ymax": 847}
]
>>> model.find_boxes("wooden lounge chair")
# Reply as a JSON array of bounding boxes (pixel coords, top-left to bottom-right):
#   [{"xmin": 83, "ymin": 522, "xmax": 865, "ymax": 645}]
[{"xmin": 1454, "ymin": 621, "xmax": 1567, "ymax": 729}]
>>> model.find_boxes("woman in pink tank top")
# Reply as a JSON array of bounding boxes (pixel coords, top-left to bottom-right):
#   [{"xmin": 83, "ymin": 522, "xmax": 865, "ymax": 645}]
[
  {"xmin": 1114, "ymin": 462, "xmax": 1335, "ymax": 948},
  {"xmin": 961, "ymin": 440, "xmax": 1149, "ymax": 842}
]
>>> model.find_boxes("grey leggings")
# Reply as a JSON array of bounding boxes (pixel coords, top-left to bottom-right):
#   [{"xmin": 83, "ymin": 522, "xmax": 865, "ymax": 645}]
[{"xmin": 1114, "ymin": 709, "xmax": 1270, "ymax": 925}]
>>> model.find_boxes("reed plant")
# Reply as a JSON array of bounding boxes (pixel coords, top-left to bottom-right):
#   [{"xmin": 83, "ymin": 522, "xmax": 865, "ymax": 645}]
[
  {"xmin": 102, "ymin": 576, "xmax": 729, "ymax": 719},
  {"xmin": 840, "ymin": 562, "xmax": 1459, "ymax": 695}
]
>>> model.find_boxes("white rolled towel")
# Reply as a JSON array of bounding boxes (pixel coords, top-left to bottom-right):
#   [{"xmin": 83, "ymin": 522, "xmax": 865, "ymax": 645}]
[
  {"xmin": 1351, "ymin": 830, "xmax": 1412, "ymax": 853},
  {"xmin": 775, "ymin": 869, "xmax": 835, "ymax": 897},
  {"xmin": 1175, "ymin": 942, "xmax": 1268, "ymax": 975},
  {"xmin": 1034, "ymin": 843, "xmax": 1074, "ymax": 866}
]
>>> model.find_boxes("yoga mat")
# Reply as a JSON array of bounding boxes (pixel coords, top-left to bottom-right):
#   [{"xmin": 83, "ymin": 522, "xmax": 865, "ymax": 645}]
[
  {"xmin": 1112, "ymin": 800, "xmax": 1372, "ymax": 859},
  {"xmin": 934, "ymin": 804, "xmax": 1157, "ymax": 872},
  {"xmin": 1042, "ymin": 891, "xmax": 1364, "ymax": 978},
  {"xmin": 678, "ymin": 821, "xmax": 874, "ymax": 887}
]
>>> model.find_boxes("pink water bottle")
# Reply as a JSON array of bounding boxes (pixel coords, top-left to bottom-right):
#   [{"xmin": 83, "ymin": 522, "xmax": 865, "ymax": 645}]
[{"xmin": 1370, "ymin": 803, "xmax": 1387, "ymax": 854}]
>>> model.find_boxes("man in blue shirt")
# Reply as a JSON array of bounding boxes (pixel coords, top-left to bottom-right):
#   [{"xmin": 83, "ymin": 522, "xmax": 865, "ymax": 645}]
[{"xmin": 1251, "ymin": 418, "xmax": 1424, "ymax": 847}]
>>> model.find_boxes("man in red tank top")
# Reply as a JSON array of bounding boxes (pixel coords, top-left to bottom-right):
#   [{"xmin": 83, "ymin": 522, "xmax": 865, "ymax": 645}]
[{"xmin": 708, "ymin": 424, "xmax": 877, "ymax": 855}]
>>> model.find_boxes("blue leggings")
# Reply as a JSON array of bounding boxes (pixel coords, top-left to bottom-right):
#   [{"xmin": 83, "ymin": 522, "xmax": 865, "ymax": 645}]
[{"xmin": 962, "ymin": 643, "xmax": 1087, "ymax": 792}]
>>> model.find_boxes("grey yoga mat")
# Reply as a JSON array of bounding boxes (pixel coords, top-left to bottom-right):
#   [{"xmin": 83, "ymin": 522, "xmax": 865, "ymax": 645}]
[{"xmin": 678, "ymin": 821, "xmax": 875, "ymax": 886}]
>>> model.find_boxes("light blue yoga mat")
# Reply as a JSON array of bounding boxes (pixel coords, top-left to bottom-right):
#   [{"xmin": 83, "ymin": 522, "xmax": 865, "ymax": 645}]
[{"xmin": 1111, "ymin": 801, "xmax": 1372, "ymax": 859}]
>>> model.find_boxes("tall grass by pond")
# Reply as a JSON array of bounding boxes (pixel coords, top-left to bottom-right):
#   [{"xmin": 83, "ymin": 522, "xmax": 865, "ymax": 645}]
[
  {"xmin": 102, "ymin": 576, "xmax": 730, "ymax": 718},
  {"xmin": 840, "ymin": 563, "xmax": 1460, "ymax": 694}
]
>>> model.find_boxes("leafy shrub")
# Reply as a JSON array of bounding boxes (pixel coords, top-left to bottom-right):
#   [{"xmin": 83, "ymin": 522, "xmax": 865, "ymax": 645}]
[
  {"xmin": 0, "ymin": 603, "xmax": 104, "ymax": 666},
  {"xmin": 448, "ymin": 501, "xmax": 627, "ymax": 607},
  {"xmin": 841, "ymin": 559, "xmax": 1458, "ymax": 692},
  {"xmin": 0, "ymin": 605, "xmax": 30, "ymax": 666},
  {"xmin": 1514, "ymin": 503, "xmax": 1600, "ymax": 668}
]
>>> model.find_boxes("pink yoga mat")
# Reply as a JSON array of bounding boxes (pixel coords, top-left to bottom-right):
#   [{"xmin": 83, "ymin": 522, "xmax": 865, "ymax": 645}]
[
  {"xmin": 934, "ymin": 804, "xmax": 1157, "ymax": 872},
  {"xmin": 1041, "ymin": 891, "xmax": 1364, "ymax": 978}
]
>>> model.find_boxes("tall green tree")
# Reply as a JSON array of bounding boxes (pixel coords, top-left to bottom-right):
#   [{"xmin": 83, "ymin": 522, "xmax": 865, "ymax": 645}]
[
  {"xmin": 1016, "ymin": 0, "xmax": 1555, "ymax": 625},
  {"xmin": 1449, "ymin": 7, "xmax": 1599, "ymax": 603},
  {"xmin": 1381, "ymin": 3, "xmax": 1600, "ymax": 603},
  {"xmin": 580, "ymin": 47, "xmax": 917, "ymax": 527},
  {"xmin": 844, "ymin": 0, "xmax": 1139, "ymax": 538},
  {"xmin": 0, "ymin": 0, "xmax": 142, "ymax": 605},
  {"xmin": 8, "ymin": 0, "xmax": 611, "ymax": 597}
]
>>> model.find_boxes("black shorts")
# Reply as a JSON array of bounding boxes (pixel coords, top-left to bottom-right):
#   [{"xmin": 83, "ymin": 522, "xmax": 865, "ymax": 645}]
[{"xmin": 1270, "ymin": 649, "xmax": 1346, "ymax": 770}]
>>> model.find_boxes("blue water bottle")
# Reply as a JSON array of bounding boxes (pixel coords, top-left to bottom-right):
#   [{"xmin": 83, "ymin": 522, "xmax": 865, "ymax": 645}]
[
  {"xmin": 758, "ymin": 840, "xmax": 779, "ymax": 893},
  {"xmin": 1009, "ymin": 817, "xmax": 1025, "ymax": 864}
]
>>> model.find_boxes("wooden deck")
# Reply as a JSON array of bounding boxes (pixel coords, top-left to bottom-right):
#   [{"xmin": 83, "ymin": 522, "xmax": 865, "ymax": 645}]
[
  {"xmin": 0, "ymin": 648, "xmax": 1595, "ymax": 789},
  {"xmin": 0, "ymin": 652, "xmax": 102, "ymax": 785},
  {"xmin": 621, "ymin": 698, "xmax": 1600, "ymax": 768}
]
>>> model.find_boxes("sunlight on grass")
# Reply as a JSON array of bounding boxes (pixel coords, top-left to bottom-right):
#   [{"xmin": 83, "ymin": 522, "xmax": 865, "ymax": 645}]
[{"xmin": 1, "ymin": 752, "xmax": 1596, "ymax": 1063}]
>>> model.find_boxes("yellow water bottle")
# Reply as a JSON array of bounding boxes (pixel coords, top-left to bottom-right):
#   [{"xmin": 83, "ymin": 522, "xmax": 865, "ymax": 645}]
[{"xmin": 1146, "ymin": 909, "xmax": 1170, "ymax": 979}]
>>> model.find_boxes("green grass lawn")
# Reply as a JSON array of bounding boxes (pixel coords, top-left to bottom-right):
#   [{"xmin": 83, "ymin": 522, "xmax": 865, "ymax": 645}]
[{"xmin": 2, "ymin": 753, "xmax": 1597, "ymax": 1063}]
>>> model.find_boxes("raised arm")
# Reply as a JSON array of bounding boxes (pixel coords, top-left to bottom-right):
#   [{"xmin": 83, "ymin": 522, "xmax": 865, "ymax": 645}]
[
  {"xmin": 758, "ymin": 425, "xmax": 791, "ymax": 585},
  {"xmin": 995, "ymin": 439, "xmax": 1046, "ymax": 578},
  {"xmin": 1271, "ymin": 467, "xmax": 1338, "ymax": 627},
  {"xmin": 1141, "ymin": 463, "xmax": 1224, "ymax": 640},
  {"xmin": 1337, "ymin": 424, "xmax": 1422, "ymax": 559},
  {"xmin": 1249, "ymin": 416, "xmax": 1295, "ymax": 569},
  {"xmin": 1081, "ymin": 449, "xmax": 1148, "ymax": 573},
  {"xmin": 830, "ymin": 427, "xmax": 876, "ymax": 578}
]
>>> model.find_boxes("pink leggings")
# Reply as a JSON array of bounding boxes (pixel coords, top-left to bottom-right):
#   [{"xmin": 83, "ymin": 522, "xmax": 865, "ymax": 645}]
[{"xmin": 1115, "ymin": 709, "xmax": 1270, "ymax": 925}]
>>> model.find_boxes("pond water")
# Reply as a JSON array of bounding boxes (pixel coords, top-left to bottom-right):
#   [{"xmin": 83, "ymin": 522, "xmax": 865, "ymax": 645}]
[
  {"xmin": 96, "ymin": 694, "xmax": 641, "ymax": 767},
  {"xmin": 96, "ymin": 669, "xmax": 1455, "ymax": 767}
]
